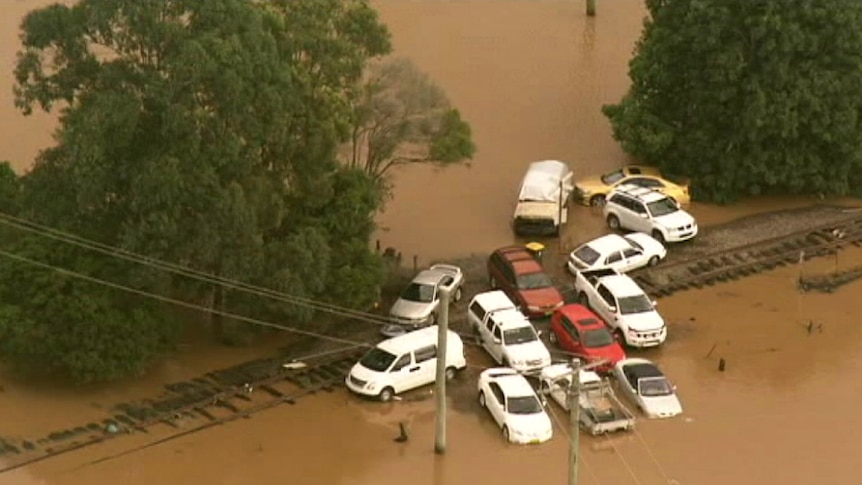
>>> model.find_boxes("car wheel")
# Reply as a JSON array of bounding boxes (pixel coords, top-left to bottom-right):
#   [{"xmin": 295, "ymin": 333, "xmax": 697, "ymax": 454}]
[
  {"xmin": 379, "ymin": 387, "xmax": 395, "ymax": 402},
  {"xmin": 502, "ymin": 426, "xmax": 511, "ymax": 443},
  {"xmin": 651, "ymin": 230, "xmax": 666, "ymax": 245},
  {"xmin": 478, "ymin": 391, "xmax": 487, "ymax": 408},
  {"xmin": 453, "ymin": 287, "xmax": 463, "ymax": 303},
  {"xmin": 445, "ymin": 366, "xmax": 457, "ymax": 381},
  {"xmin": 648, "ymin": 255, "xmax": 660, "ymax": 267},
  {"xmin": 607, "ymin": 214, "xmax": 621, "ymax": 231},
  {"xmin": 590, "ymin": 195, "xmax": 606, "ymax": 207},
  {"xmin": 549, "ymin": 331, "xmax": 558, "ymax": 346}
]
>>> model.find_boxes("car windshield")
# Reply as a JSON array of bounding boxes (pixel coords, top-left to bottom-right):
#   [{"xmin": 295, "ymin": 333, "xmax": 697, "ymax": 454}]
[
  {"xmin": 601, "ymin": 169, "xmax": 625, "ymax": 185},
  {"xmin": 503, "ymin": 326, "xmax": 538, "ymax": 345},
  {"xmin": 359, "ymin": 348, "xmax": 397, "ymax": 372},
  {"xmin": 639, "ymin": 377, "xmax": 673, "ymax": 397},
  {"xmin": 507, "ymin": 395, "xmax": 544, "ymax": 415},
  {"xmin": 624, "ymin": 237, "xmax": 644, "ymax": 251},
  {"xmin": 573, "ymin": 245, "xmax": 601, "ymax": 265},
  {"xmin": 516, "ymin": 272, "xmax": 554, "ymax": 290},
  {"xmin": 583, "ymin": 328, "xmax": 615, "ymax": 348},
  {"xmin": 618, "ymin": 295, "xmax": 654, "ymax": 314},
  {"xmin": 646, "ymin": 198, "xmax": 679, "ymax": 217},
  {"xmin": 400, "ymin": 283, "xmax": 435, "ymax": 303}
]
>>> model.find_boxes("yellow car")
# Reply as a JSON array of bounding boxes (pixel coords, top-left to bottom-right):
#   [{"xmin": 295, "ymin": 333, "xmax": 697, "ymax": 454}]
[{"xmin": 572, "ymin": 165, "xmax": 691, "ymax": 207}]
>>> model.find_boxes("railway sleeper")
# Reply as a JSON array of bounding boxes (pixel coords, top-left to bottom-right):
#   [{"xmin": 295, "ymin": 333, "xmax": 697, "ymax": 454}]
[
  {"xmin": 195, "ymin": 407, "xmax": 217, "ymax": 421},
  {"xmin": 214, "ymin": 399, "xmax": 240, "ymax": 413},
  {"xmin": 698, "ymin": 261, "xmax": 715, "ymax": 272},
  {"xmin": 259, "ymin": 385, "xmax": 284, "ymax": 398},
  {"xmin": 286, "ymin": 373, "xmax": 314, "ymax": 389}
]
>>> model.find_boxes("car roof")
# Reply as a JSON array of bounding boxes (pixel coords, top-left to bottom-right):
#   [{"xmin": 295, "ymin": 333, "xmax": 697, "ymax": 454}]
[
  {"xmin": 597, "ymin": 274, "xmax": 645, "ymax": 297},
  {"xmin": 610, "ymin": 184, "xmax": 668, "ymax": 203},
  {"xmin": 583, "ymin": 234, "xmax": 632, "ymax": 254},
  {"xmin": 490, "ymin": 309, "xmax": 533, "ymax": 329},
  {"xmin": 493, "ymin": 373, "xmax": 537, "ymax": 397},
  {"xmin": 621, "ymin": 359, "xmax": 664, "ymax": 379},
  {"xmin": 511, "ymin": 258, "xmax": 544, "ymax": 275},
  {"xmin": 557, "ymin": 304, "xmax": 604, "ymax": 328},
  {"xmin": 471, "ymin": 290, "xmax": 516, "ymax": 312},
  {"xmin": 377, "ymin": 325, "xmax": 457, "ymax": 354},
  {"xmin": 412, "ymin": 269, "xmax": 448, "ymax": 285},
  {"xmin": 495, "ymin": 246, "xmax": 534, "ymax": 262}
]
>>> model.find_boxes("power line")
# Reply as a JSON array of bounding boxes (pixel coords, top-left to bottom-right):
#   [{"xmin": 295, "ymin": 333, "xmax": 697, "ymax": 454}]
[
  {"xmin": 0, "ymin": 211, "xmax": 491, "ymax": 345},
  {"xmin": 0, "ymin": 212, "xmax": 397, "ymax": 327},
  {"xmin": 632, "ymin": 428, "xmax": 675, "ymax": 484},
  {"xmin": 545, "ymin": 399, "xmax": 604, "ymax": 485},
  {"xmin": 601, "ymin": 433, "xmax": 645, "ymax": 485},
  {"xmin": 0, "ymin": 247, "xmax": 374, "ymax": 350}
]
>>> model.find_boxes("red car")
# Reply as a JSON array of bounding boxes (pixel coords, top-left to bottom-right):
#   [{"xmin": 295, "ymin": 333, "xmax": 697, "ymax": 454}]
[
  {"xmin": 549, "ymin": 304, "xmax": 626, "ymax": 372},
  {"xmin": 487, "ymin": 246, "xmax": 564, "ymax": 318}
]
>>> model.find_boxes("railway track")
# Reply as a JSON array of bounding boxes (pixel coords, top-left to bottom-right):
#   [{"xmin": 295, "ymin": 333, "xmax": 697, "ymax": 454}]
[
  {"xmin": 0, "ymin": 345, "xmax": 366, "ymax": 473},
  {"xmin": 631, "ymin": 215, "xmax": 862, "ymax": 298}
]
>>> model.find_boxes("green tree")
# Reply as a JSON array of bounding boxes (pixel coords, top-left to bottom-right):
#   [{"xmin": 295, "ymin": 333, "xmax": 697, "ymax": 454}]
[
  {"xmin": 0, "ymin": 162, "xmax": 21, "ymax": 215},
  {"xmin": 7, "ymin": 0, "xmax": 391, "ymax": 379},
  {"xmin": 346, "ymin": 57, "xmax": 476, "ymax": 186},
  {"xmin": 603, "ymin": 0, "xmax": 862, "ymax": 202}
]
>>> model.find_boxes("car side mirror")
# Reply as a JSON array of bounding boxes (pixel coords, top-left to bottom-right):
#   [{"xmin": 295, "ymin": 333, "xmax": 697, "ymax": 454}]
[
  {"xmin": 608, "ymin": 306, "xmax": 617, "ymax": 313},
  {"xmin": 493, "ymin": 338, "xmax": 502, "ymax": 345},
  {"xmin": 537, "ymin": 330, "xmax": 543, "ymax": 337},
  {"xmin": 673, "ymin": 385, "xmax": 678, "ymax": 391},
  {"xmin": 651, "ymin": 300, "xmax": 658, "ymax": 307},
  {"xmin": 639, "ymin": 212, "xmax": 648, "ymax": 218}
]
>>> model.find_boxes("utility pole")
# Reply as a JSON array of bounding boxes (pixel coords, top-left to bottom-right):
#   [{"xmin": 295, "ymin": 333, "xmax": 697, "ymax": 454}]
[
  {"xmin": 434, "ymin": 287, "xmax": 451, "ymax": 455},
  {"xmin": 586, "ymin": 0, "xmax": 596, "ymax": 17},
  {"xmin": 568, "ymin": 358, "xmax": 581, "ymax": 485}
]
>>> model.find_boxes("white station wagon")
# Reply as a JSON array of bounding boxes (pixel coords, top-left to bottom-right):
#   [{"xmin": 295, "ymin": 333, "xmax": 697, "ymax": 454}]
[
  {"xmin": 477, "ymin": 367, "xmax": 553, "ymax": 444},
  {"xmin": 567, "ymin": 233, "xmax": 667, "ymax": 275}
]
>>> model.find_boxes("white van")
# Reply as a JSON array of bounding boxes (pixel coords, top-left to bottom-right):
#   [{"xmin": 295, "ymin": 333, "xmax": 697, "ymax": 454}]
[
  {"xmin": 513, "ymin": 160, "xmax": 574, "ymax": 237},
  {"xmin": 345, "ymin": 326, "xmax": 467, "ymax": 402}
]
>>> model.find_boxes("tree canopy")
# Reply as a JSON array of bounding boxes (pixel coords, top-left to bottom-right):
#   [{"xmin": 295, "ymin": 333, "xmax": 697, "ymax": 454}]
[
  {"xmin": 0, "ymin": 0, "xmax": 393, "ymax": 382},
  {"xmin": 345, "ymin": 57, "xmax": 476, "ymax": 186},
  {"xmin": 603, "ymin": 0, "xmax": 862, "ymax": 202}
]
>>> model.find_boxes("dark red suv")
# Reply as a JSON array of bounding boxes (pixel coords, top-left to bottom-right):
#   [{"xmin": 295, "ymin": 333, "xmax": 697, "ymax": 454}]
[
  {"xmin": 549, "ymin": 304, "xmax": 626, "ymax": 372},
  {"xmin": 487, "ymin": 246, "xmax": 564, "ymax": 318}
]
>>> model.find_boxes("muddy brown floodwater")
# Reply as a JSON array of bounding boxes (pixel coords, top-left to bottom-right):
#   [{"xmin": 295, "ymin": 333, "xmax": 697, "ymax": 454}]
[{"xmin": 2, "ymin": 1, "xmax": 862, "ymax": 485}]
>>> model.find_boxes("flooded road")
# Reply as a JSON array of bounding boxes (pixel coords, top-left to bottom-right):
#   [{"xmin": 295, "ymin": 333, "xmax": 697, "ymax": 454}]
[
  {"xmin": 11, "ymin": 248, "xmax": 862, "ymax": 485},
  {"xmin": 2, "ymin": 1, "xmax": 862, "ymax": 485}
]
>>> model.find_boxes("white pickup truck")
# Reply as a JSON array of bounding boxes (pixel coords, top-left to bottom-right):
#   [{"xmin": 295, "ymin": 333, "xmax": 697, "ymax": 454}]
[
  {"xmin": 467, "ymin": 291, "xmax": 552, "ymax": 373},
  {"xmin": 571, "ymin": 268, "xmax": 667, "ymax": 348}
]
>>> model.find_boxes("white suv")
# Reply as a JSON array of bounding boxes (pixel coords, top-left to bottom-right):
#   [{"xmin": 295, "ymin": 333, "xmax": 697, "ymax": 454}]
[{"xmin": 602, "ymin": 184, "xmax": 697, "ymax": 244}]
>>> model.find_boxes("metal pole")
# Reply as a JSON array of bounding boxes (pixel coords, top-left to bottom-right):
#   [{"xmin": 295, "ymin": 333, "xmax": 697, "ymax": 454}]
[
  {"xmin": 568, "ymin": 359, "xmax": 581, "ymax": 485},
  {"xmin": 434, "ymin": 287, "xmax": 451, "ymax": 454}
]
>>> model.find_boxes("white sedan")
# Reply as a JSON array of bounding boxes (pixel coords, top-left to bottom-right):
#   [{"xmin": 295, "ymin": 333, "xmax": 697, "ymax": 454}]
[
  {"xmin": 567, "ymin": 233, "xmax": 666, "ymax": 275},
  {"xmin": 477, "ymin": 368, "xmax": 553, "ymax": 444},
  {"xmin": 612, "ymin": 358, "xmax": 682, "ymax": 419}
]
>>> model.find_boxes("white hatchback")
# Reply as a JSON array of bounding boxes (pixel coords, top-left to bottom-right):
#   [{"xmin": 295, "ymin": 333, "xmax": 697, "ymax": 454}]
[
  {"xmin": 567, "ymin": 233, "xmax": 667, "ymax": 275},
  {"xmin": 477, "ymin": 368, "xmax": 553, "ymax": 444}
]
